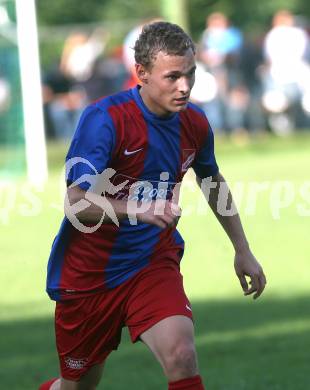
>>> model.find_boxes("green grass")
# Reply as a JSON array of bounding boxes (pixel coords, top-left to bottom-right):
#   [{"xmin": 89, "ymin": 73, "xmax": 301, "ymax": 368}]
[{"xmin": 1, "ymin": 134, "xmax": 310, "ymax": 389}]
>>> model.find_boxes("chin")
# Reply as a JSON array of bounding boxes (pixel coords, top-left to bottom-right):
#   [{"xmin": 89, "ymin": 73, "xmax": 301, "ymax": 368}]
[
  {"xmin": 167, "ymin": 101, "xmax": 187, "ymax": 113},
  {"xmin": 175, "ymin": 103, "xmax": 188, "ymax": 112}
]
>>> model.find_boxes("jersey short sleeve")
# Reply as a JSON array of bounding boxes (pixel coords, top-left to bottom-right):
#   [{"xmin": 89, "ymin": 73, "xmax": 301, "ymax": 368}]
[
  {"xmin": 66, "ymin": 104, "xmax": 115, "ymax": 191},
  {"xmin": 192, "ymin": 124, "xmax": 219, "ymax": 179}
]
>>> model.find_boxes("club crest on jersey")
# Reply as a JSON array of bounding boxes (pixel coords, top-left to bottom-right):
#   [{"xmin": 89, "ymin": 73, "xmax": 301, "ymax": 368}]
[{"xmin": 182, "ymin": 149, "xmax": 196, "ymax": 172}]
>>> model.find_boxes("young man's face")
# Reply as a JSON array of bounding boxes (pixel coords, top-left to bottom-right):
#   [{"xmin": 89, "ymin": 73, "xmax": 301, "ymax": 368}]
[{"xmin": 137, "ymin": 49, "xmax": 196, "ymax": 117}]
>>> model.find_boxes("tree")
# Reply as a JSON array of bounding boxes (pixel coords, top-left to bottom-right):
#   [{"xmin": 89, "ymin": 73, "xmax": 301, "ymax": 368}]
[{"xmin": 37, "ymin": 0, "xmax": 160, "ymax": 25}]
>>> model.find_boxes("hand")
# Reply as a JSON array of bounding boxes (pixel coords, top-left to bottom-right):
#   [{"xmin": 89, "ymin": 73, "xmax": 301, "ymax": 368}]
[
  {"xmin": 234, "ymin": 249, "xmax": 267, "ymax": 300},
  {"xmin": 132, "ymin": 200, "xmax": 181, "ymax": 229}
]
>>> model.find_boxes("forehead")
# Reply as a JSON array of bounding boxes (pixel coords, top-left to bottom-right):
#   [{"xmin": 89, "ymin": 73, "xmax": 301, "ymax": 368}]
[{"xmin": 150, "ymin": 49, "xmax": 195, "ymax": 73}]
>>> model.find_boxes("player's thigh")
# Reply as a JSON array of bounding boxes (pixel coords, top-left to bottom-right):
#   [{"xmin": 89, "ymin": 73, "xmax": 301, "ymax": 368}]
[
  {"xmin": 125, "ymin": 257, "xmax": 193, "ymax": 344},
  {"xmin": 140, "ymin": 315, "xmax": 197, "ymax": 368}
]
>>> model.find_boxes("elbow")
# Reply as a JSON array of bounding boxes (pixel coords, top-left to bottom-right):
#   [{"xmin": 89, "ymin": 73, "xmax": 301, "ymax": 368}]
[
  {"xmin": 64, "ymin": 186, "xmax": 86, "ymax": 215},
  {"xmin": 196, "ymin": 171, "xmax": 223, "ymax": 187}
]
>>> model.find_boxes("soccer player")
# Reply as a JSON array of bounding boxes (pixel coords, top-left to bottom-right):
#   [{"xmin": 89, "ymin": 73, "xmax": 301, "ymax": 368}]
[{"xmin": 40, "ymin": 22, "xmax": 266, "ymax": 390}]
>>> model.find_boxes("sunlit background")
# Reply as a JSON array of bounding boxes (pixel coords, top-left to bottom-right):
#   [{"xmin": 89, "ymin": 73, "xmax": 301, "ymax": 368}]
[{"xmin": 0, "ymin": 0, "xmax": 309, "ymax": 389}]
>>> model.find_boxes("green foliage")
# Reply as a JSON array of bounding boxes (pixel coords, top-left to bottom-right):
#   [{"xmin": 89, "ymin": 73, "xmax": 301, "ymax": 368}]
[
  {"xmin": 102, "ymin": 0, "xmax": 160, "ymax": 21},
  {"xmin": 37, "ymin": 0, "xmax": 161, "ymax": 25},
  {"xmin": 36, "ymin": 0, "xmax": 108, "ymax": 24},
  {"xmin": 39, "ymin": 40, "xmax": 64, "ymax": 69},
  {"xmin": 36, "ymin": 0, "xmax": 310, "ymax": 33}
]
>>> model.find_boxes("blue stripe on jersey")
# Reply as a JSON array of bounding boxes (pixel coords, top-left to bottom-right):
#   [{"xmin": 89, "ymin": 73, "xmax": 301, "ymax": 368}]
[
  {"xmin": 95, "ymin": 89, "xmax": 133, "ymax": 112},
  {"xmin": 46, "ymin": 218, "xmax": 71, "ymax": 301},
  {"xmin": 66, "ymin": 107, "xmax": 115, "ymax": 191},
  {"xmin": 105, "ymin": 221, "xmax": 162, "ymax": 288},
  {"xmin": 141, "ymin": 119, "xmax": 181, "ymax": 183},
  {"xmin": 132, "ymin": 85, "xmax": 181, "ymax": 183},
  {"xmin": 105, "ymin": 87, "xmax": 183, "ymax": 288},
  {"xmin": 47, "ymin": 90, "xmax": 134, "ymax": 297},
  {"xmin": 66, "ymin": 90, "xmax": 133, "ymax": 191}
]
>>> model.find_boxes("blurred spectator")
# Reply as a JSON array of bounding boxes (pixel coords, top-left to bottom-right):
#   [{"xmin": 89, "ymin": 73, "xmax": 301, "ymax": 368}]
[
  {"xmin": 264, "ymin": 10, "xmax": 308, "ymax": 71},
  {"xmin": 199, "ymin": 12, "xmax": 250, "ymax": 135},
  {"xmin": 261, "ymin": 10, "xmax": 310, "ymax": 133},
  {"xmin": 239, "ymin": 34, "xmax": 266, "ymax": 132},
  {"xmin": 200, "ymin": 12, "xmax": 243, "ymax": 70},
  {"xmin": 60, "ymin": 29, "xmax": 107, "ymax": 83},
  {"xmin": 42, "ymin": 68, "xmax": 84, "ymax": 140},
  {"xmin": 42, "ymin": 29, "xmax": 109, "ymax": 141},
  {"xmin": 82, "ymin": 47, "xmax": 128, "ymax": 101}
]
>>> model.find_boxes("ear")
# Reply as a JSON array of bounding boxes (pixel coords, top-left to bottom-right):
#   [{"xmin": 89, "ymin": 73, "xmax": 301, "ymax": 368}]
[{"xmin": 135, "ymin": 63, "xmax": 149, "ymax": 84}]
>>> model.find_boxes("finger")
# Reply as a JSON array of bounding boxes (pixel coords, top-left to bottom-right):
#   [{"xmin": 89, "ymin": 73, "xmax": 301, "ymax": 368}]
[
  {"xmin": 163, "ymin": 214, "xmax": 175, "ymax": 227},
  {"xmin": 170, "ymin": 202, "xmax": 182, "ymax": 217},
  {"xmin": 245, "ymin": 274, "xmax": 266, "ymax": 299},
  {"xmin": 244, "ymin": 287, "xmax": 256, "ymax": 295},
  {"xmin": 237, "ymin": 274, "xmax": 249, "ymax": 293},
  {"xmin": 157, "ymin": 214, "xmax": 175, "ymax": 229},
  {"xmin": 163, "ymin": 210, "xmax": 180, "ymax": 227},
  {"xmin": 151, "ymin": 214, "xmax": 169, "ymax": 229},
  {"xmin": 174, "ymin": 215, "xmax": 181, "ymax": 226},
  {"xmin": 253, "ymin": 273, "xmax": 267, "ymax": 299},
  {"xmin": 243, "ymin": 278, "xmax": 257, "ymax": 296},
  {"xmin": 153, "ymin": 219, "xmax": 167, "ymax": 229},
  {"xmin": 244, "ymin": 275, "xmax": 259, "ymax": 296}
]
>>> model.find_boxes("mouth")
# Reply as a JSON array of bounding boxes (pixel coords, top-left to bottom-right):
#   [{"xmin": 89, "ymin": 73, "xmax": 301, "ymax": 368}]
[{"xmin": 174, "ymin": 96, "xmax": 189, "ymax": 104}]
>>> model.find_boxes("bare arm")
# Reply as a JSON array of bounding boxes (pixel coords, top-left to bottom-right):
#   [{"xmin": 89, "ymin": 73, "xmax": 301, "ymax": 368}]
[
  {"xmin": 65, "ymin": 185, "xmax": 181, "ymax": 230},
  {"xmin": 197, "ymin": 172, "xmax": 267, "ymax": 299}
]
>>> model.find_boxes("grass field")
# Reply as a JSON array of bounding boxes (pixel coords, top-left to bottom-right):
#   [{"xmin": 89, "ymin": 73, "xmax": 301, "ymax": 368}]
[{"xmin": 1, "ymin": 134, "xmax": 310, "ymax": 389}]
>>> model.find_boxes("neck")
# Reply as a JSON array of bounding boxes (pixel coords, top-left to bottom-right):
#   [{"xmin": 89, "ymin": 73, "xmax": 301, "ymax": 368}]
[{"xmin": 139, "ymin": 86, "xmax": 172, "ymax": 118}]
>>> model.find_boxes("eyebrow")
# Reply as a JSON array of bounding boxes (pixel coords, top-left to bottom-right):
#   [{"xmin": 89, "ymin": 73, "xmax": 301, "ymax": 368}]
[{"xmin": 166, "ymin": 66, "xmax": 196, "ymax": 76}]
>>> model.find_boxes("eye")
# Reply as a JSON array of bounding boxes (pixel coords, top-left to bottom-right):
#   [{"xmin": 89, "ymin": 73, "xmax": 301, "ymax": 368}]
[{"xmin": 167, "ymin": 75, "xmax": 178, "ymax": 81}]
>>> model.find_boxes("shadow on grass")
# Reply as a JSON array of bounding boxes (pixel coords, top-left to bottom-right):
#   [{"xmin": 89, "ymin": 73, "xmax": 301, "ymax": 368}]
[{"xmin": 1, "ymin": 295, "xmax": 310, "ymax": 390}]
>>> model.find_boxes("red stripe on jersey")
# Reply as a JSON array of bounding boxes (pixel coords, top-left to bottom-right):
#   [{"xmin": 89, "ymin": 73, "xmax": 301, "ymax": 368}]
[
  {"xmin": 59, "ymin": 100, "xmax": 149, "ymax": 297},
  {"xmin": 59, "ymin": 223, "xmax": 119, "ymax": 298},
  {"xmin": 176, "ymin": 108, "xmax": 210, "ymax": 183},
  {"xmin": 108, "ymin": 99, "xmax": 148, "ymax": 175},
  {"xmin": 108, "ymin": 100, "xmax": 149, "ymax": 199}
]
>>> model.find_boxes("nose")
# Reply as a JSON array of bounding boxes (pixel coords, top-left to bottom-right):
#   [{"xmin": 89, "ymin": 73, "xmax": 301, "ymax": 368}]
[{"xmin": 178, "ymin": 76, "xmax": 192, "ymax": 95}]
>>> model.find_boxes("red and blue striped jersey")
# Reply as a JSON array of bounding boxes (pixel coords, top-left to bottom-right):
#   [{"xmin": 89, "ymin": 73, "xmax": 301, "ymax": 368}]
[{"xmin": 46, "ymin": 86, "xmax": 219, "ymax": 301}]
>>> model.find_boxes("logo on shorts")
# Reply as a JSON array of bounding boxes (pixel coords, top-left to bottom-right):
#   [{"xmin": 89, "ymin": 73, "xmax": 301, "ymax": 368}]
[{"xmin": 65, "ymin": 357, "xmax": 88, "ymax": 370}]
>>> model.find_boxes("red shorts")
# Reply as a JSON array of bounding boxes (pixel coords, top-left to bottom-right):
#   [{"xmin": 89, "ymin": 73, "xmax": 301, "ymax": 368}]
[{"xmin": 55, "ymin": 256, "xmax": 193, "ymax": 381}]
